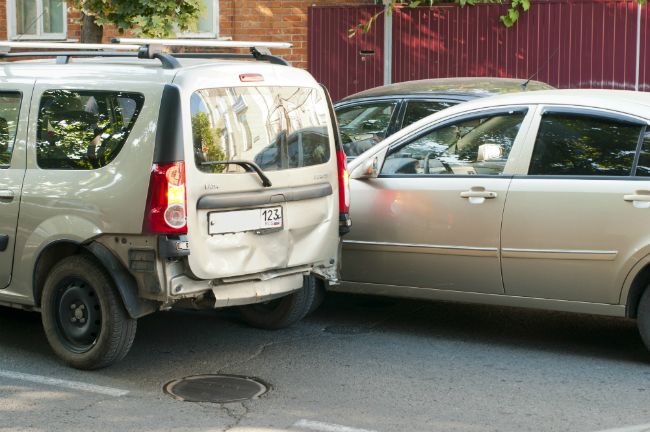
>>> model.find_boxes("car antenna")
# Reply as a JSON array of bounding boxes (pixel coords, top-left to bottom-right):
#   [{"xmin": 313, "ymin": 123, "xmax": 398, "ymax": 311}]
[{"xmin": 520, "ymin": 46, "xmax": 561, "ymax": 90}]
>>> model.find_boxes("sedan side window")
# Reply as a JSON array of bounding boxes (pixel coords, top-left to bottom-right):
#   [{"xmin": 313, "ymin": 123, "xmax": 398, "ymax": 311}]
[
  {"xmin": 336, "ymin": 101, "xmax": 397, "ymax": 158},
  {"xmin": 529, "ymin": 113, "xmax": 642, "ymax": 176},
  {"xmin": 0, "ymin": 92, "xmax": 22, "ymax": 167},
  {"xmin": 381, "ymin": 110, "xmax": 527, "ymax": 176},
  {"xmin": 401, "ymin": 100, "xmax": 457, "ymax": 128}
]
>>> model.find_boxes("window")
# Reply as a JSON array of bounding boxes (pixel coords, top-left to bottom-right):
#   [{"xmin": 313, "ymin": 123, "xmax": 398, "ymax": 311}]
[
  {"xmin": 8, "ymin": 0, "xmax": 66, "ymax": 40},
  {"xmin": 635, "ymin": 132, "xmax": 650, "ymax": 176},
  {"xmin": 381, "ymin": 111, "xmax": 527, "ymax": 176},
  {"xmin": 401, "ymin": 100, "xmax": 457, "ymax": 128},
  {"xmin": 179, "ymin": 0, "xmax": 219, "ymax": 38},
  {"xmin": 36, "ymin": 90, "xmax": 144, "ymax": 170},
  {"xmin": 0, "ymin": 92, "xmax": 22, "ymax": 167},
  {"xmin": 529, "ymin": 113, "xmax": 642, "ymax": 176},
  {"xmin": 336, "ymin": 101, "xmax": 397, "ymax": 158},
  {"xmin": 191, "ymin": 87, "xmax": 331, "ymax": 173}
]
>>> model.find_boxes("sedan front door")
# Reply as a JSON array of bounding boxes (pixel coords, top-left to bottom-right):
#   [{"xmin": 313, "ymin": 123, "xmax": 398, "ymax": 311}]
[{"xmin": 342, "ymin": 106, "xmax": 534, "ymax": 295}]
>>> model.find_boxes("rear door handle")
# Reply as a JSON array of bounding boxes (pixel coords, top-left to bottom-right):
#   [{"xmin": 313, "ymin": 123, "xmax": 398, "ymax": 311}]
[
  {"xmin": 624, "ymin": 191, "xmax": 650, "ymax": 208},
  {"xmin": 0, "ymin": 189, "xmax": 14, "ymax": 201},
  {"xmin": 624, "ymin": 194, "xmax": 650, "ymax": 202}
]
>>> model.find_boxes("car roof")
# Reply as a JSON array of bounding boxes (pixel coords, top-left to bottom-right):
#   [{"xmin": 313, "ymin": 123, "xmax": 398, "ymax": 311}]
[
  {"xmin": 0, "ymin": 57, "xmax": 316, "ymax": 88},
  {"xmin": 339, "ymin": 77, "xmax": 554, "ymax": 102}
]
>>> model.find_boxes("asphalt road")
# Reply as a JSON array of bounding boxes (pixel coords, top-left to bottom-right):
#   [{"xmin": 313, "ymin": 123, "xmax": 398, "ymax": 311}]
[{"xmin": 1, "ymin": 292, "xmax": 650, "ymax": 432}]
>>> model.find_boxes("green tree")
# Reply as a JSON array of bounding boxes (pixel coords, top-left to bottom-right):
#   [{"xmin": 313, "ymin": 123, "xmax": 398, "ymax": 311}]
[{"xmin": 72, "ymin": 0, "xmax": 204, "ymax": 43}]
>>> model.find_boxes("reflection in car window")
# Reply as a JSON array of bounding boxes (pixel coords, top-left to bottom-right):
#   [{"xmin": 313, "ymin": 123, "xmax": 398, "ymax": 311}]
[
  {"xmin": 336, "ymin": 101, "xmax": 397, "ymax": 158},
  {"xmin": 381, "ymin": 111, "xmax": 526, "ymax": 176},
  {"xmin": 635, "ymin": 132, "xmax": 650, "ymax": 176},
  {"xmin": 191, "ymin": 87, "xmax": 330, "ymax": 173},
  {"xmin": 529, "ymin": 114, "xmax": 642, "ymax": 176},
  {"xmin": 401, "ymin": 100, "xmax": 456, "ymax": 128},
  {"xmin": 0, "ymin": 92, "xmax": 22, "ymax": 167},
  {"xmin": 36, "ymin": 90, "xmax": 144, "ymax": 170}
]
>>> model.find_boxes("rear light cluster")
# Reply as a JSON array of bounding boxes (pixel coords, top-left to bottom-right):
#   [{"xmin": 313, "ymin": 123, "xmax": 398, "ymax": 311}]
[
  {"xmin": 336, "ymin": 148, "xmax": 351, "ymax": 234},
  {"xmin": 144, "ymin": 161, "xmax": 187, "ymax": 234}
]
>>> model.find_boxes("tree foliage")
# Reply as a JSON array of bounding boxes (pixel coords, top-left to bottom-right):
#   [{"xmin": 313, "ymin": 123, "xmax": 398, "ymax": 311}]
[
  {"xmin": 348, "ymin": 0, "xmax": 532, "ymax": 36},
  {"xmin": 72, "ymin": 0, "xmax": 204, "ymax": 38}
]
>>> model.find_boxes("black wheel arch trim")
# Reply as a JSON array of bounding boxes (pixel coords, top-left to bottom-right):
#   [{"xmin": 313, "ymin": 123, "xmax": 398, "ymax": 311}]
[
  {"xmin": 83, "ymin": 242, "xmax": 158, "ymax": 319},
  {"xmin": 33, "ymin": 240, "xmax": 157, "ymax": 319}
]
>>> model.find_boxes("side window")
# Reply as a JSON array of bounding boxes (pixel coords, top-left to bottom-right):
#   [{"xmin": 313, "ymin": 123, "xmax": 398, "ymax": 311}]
[
  {"xmin": 0, "ymin": 92, "xmax": 22, "ymax": 167},
  {"xmin": 401, "ymin": 100, "xmax": 456, "ymax": 128},
  {"xmin": 336, "ymin": 101, "xmax": 397, "ymax": 158},
  {"xmin": 529, "ymin": 113, "xmax": 642, "ymax": 176},
  {"xmin": 381, "ymin": 110, "xmax": 527, "ymax": 176},
  {"xmin": 635, "ymin": 132, "xmax": 650, "ymax": 176},
  {"xmin": 36, "ymin": 90, "xmax": 144, "ymax": 170}
]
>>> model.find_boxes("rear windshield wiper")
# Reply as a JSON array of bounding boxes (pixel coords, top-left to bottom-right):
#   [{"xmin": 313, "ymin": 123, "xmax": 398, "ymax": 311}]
[{"xmin": 201, "ymin": 160, "xmax": 272, "ymax": 187}]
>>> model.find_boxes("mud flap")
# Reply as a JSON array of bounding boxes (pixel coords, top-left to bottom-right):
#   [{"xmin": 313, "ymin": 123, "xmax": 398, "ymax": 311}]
[{"xmin": 84, "ymin": 242, "xmax": 158, "ymax": 319}]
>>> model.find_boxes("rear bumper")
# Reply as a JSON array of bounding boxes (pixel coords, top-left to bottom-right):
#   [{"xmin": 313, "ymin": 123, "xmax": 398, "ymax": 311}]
[{"xmin": 169, "ymin": 267, "xmax": 307, "ymax": 307}]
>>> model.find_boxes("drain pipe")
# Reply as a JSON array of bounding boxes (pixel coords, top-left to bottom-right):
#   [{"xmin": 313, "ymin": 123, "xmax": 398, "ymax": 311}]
[
  {"xmin": 383, "ymin": 0, "xmax": 392, "ymax": 85},
  {"xmin": 636, "ymin": 3, "xmax": 642, "ymax": 91}
]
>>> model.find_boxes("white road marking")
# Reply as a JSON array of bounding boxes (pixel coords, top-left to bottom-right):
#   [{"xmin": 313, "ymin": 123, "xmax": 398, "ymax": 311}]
[
  {"xmin": 293, "ymin": 419, "xmax": 379, "ymax": 432},
  {"xmin": 0, "ymin": 369, "xmax": 129, "ymax": 397},
  {"xmin": 594, "ymin": 424, "xmax": 650, "ymax": 432}
]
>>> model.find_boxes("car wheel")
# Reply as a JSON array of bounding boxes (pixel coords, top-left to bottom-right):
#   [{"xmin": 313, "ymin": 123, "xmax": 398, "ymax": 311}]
[
  {"xmin": 307, "ymin": 277, "xmax": 326, "ymax": 315},
  {"xmin": 637, "ymin": 286, "xmax": 650, "ymax": 351},
  {"xmin": 239, "ymin": 275, "xmax": 316, "ymax": 330},
  {"xmin": 41, "ymin": 255, "xmax": 137, "ymax": 370}
]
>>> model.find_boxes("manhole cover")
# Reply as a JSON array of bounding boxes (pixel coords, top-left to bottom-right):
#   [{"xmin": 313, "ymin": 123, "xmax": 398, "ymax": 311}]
[{"xmin": 163, "ymin": 374, "xmax": 268, "ymax": 403}]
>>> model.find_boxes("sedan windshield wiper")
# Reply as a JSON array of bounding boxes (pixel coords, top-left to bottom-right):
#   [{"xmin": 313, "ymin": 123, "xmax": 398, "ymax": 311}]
[{"xmin": 201, "ymin": 160, "xmax": 272, "ymax": 187}]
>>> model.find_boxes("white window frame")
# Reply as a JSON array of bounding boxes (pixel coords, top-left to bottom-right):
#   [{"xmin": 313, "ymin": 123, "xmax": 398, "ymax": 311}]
[
  {"xmin": 7, "ymin": 0, "xmax": 68, "ymax": 40},
  {"xmin": 177, "ymin": 0, "xmax": 219, "ymax": 39}
]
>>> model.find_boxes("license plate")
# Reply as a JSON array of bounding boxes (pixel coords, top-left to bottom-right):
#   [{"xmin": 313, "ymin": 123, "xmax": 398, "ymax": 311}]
[{"xmin": 208, "ymin": 206, "xmax": 283, "ymax": 235}]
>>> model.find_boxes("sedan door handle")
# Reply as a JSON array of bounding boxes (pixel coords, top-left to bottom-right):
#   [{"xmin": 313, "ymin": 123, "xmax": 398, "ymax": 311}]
[
  {"xmin": 624, "ymin": 194, "xmax": 650, "ymax": 202},
  {"xmin": 460, "ymin": 190, "xmax": 497, "ymax": 199},
  {"xmin": 0, "ymin": 189, "xmax": 14, "ymax": 201}
]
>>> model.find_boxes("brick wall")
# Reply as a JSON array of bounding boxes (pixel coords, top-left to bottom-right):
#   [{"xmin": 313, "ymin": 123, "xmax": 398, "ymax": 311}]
[
  {"xmin": 0, "ymin": 0, "xmax": 374, "ymax": 69},
  {"xmin": 219, "ymin": 0, "xmax": 375, "ymax": 69}
]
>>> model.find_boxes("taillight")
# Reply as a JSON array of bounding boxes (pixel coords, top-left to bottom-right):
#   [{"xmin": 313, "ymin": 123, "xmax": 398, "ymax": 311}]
[
  {"xmin": 144, "ymin": 161, "xmax": 187, "ymax": 234},
  {"xmin": 336, "ymin": 149, "xmax": 350, "ymax": 214},
  {"xmin": 336, "ymin": 147, "xmax": 351, "ymax": 237}
]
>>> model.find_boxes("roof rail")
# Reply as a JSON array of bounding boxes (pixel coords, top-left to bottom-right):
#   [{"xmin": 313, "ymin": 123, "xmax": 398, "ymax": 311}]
[
  {"xmin": 111, "ymin": 38, "xmax": 291, "ymax": 50},
  {"xmin": 0, "ymin": 39, "xmax": 292, "ymax": 69}
]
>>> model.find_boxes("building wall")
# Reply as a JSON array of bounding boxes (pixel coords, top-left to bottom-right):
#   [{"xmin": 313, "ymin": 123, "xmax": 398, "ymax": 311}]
[
  {"xmin": 0, "ymin": 0, "xmax": 374, "ymax": 69},
  {"xmin": 218, "ymin": 0, "xmax": 374, "ymax": 69}
]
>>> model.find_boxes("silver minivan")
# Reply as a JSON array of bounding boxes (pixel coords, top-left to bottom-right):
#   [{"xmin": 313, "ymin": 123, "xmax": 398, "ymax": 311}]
[{"xmin": 0, "ymin": 40, "xmax": 349, "ymax": 369}]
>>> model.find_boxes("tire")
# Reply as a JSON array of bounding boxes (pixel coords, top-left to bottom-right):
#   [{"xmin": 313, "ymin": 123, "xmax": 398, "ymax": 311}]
[
  {"xmin": 239, "ymin": 275, "xmax": 316, "ymax": 330},
  {"xmin": 307, "ymin": 277, "xmax": 326, "ymax": 316},
  {"xmin": 638, "ymin": 286, "xmax": 650, "ymax": 351},
  {"xmin": 41, "ymin": 255, "xmax": 137, "ymax": 370}
]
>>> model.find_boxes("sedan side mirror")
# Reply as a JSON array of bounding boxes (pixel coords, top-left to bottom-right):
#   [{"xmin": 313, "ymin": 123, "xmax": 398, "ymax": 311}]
[{"xmin": 350, "ymin": 156, "xmax": 378, "ymax": 179}]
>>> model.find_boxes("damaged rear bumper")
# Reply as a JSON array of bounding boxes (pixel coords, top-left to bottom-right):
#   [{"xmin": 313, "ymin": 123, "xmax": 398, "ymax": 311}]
[{"xmin": 169, "ymin": 265, "xmax": 311, "ymax": 307}]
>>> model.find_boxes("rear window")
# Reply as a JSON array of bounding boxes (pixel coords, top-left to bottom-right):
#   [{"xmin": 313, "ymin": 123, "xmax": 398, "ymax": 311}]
[
  {"xmin": 36, "ymin": 90, "xmax": 144, "ymax": 170},
  {"xmin": 191, "ymin": 86, "xmax": 331, "ymax": 173}
]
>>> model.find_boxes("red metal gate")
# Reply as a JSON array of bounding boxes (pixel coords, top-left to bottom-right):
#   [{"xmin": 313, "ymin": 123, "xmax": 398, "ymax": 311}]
[
  {"xmin": 309, "ymin": 1, "xmax": 648, "ymax": 100},
  {"xmin": 308, "ymin": 5, "xmax": 385, "ymax": 102}
]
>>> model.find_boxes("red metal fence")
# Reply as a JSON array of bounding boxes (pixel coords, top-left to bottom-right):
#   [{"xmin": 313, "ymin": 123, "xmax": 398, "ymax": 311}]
[{"xmin": 308, "ymin": 1, "xmax": 648, "ymax": 101}]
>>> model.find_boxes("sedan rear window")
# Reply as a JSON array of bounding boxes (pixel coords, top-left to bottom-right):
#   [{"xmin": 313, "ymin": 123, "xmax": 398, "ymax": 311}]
[{"xmin": 191, "ymin": 86, "xmax": 331, "ymax": 173}]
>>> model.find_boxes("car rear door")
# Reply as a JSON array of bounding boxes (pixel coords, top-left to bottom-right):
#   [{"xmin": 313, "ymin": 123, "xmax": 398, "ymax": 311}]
[
  {"xmin": 0, "ymin": 81, "xmax": 33, "ymax": 288},
  {"xmin": 342, "ymin": 106, "xmax": 534, "ymax": 294},
  {"xmin": 501, "ymin": 107, "xmax": 650, "ymax": 304},
  {"xmin": 182, "ymin": 84, "xmax": 341, "ymax": 281}
]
